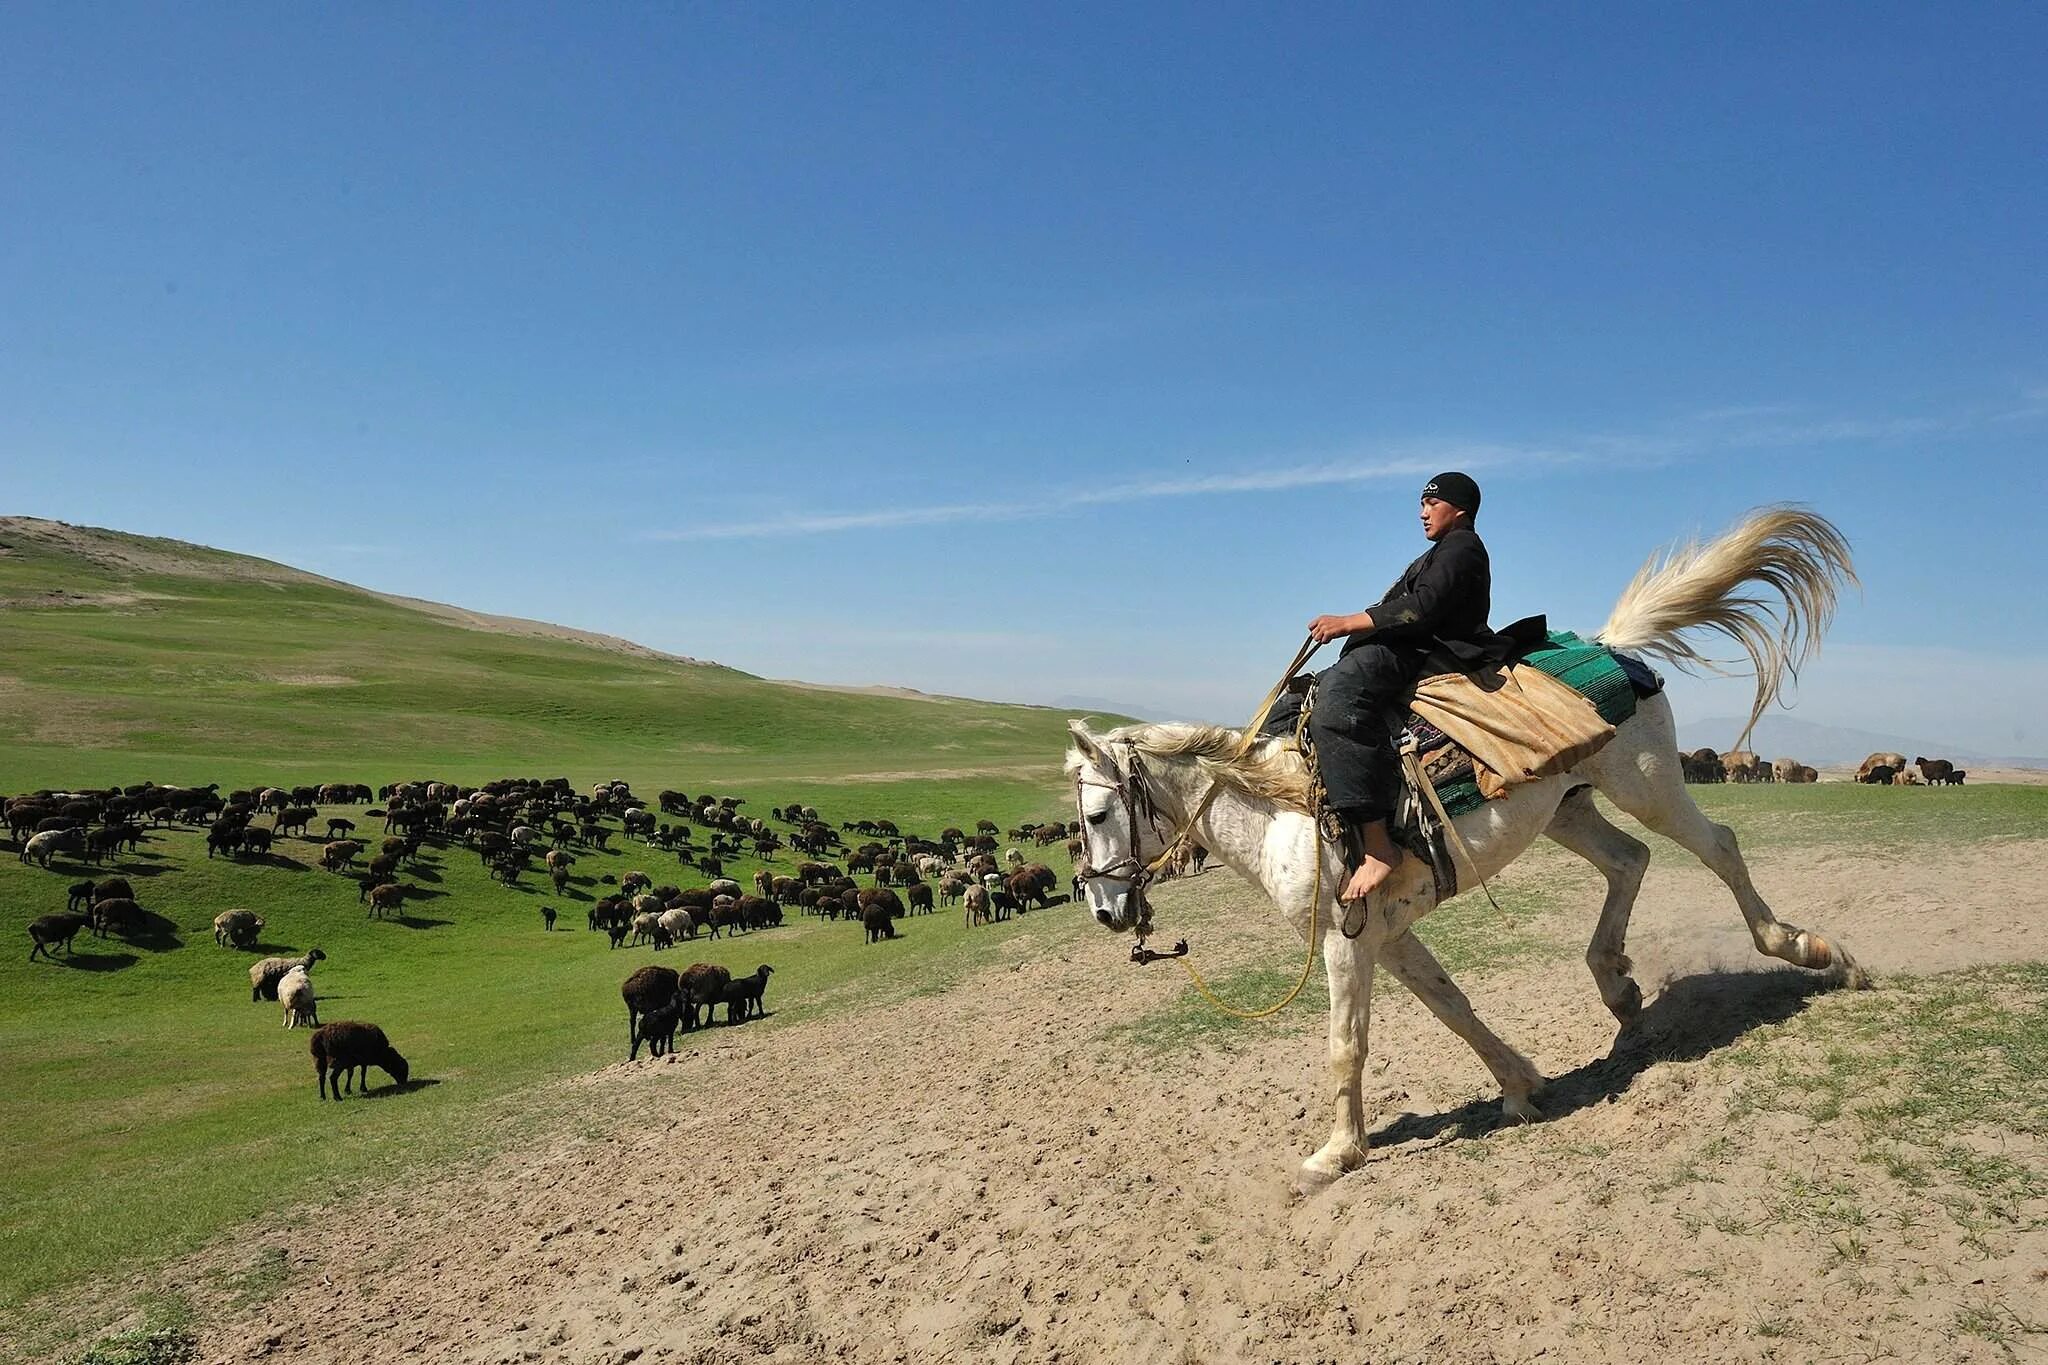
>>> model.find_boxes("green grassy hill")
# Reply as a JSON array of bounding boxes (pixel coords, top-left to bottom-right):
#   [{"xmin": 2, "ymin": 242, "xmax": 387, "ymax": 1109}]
[
  {"xmin": 0, "ymin": 516, "xmax": 1101, "ymax": 810},
  {"xmin": 0, "ymin": 515, "xmax": 1117, "ymax": 1339}
]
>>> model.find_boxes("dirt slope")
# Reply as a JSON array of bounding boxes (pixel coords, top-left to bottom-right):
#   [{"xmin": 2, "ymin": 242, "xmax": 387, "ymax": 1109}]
[{"xmin": 75, "ymin": 841, "xmax": 2048, "ymax": 1365}]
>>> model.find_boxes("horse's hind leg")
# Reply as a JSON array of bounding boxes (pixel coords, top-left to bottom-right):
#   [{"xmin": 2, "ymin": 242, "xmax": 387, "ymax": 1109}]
[
  {"xmin": 1379, "ymin": 930, "xmax": 1545, "ymax": 1122},
  {"xmin": 1588, "ymin": 718, "xmax": 1868, "ymax": 989},
  {"xmin": 1543, "ymin": 786, "xmax": 1651, "ymax": 1028}
]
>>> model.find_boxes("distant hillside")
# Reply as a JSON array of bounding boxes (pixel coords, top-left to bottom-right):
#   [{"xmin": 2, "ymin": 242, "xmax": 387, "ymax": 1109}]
[
  {"xmin": 0, "ymin": 516, "xmax": 1099, "ymax": 797},
  {"xmin": 1679, "ymin": 714, "xmax": 2048, "ymax": 769}
]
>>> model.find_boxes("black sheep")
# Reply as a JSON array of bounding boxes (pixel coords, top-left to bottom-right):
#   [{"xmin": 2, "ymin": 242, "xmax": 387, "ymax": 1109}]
[
  {"xmin": 29, "ymin": 912, "xmax": 89, "ymax": 961},
  {"xmin": 676, "ymin": 962, "xmax": 732, "ymax": 1029},
  {"xmin": 621, "ymin": 965, "xmax": 680, "ymax": 1058},
  {"xmin": 719, "ymin": 965, "xmax": 775, "ymax": 1023},
  {"xmin": 863, "ymin": 903, "xmax": 898, "ymax": 944},
  {"xmin": 311, "ymin": 1022, "xmax": 411, "ymax": 1099},
  {"xmin": 632, "ymin": 998, "xmax": 689, "ymax": 1058}
]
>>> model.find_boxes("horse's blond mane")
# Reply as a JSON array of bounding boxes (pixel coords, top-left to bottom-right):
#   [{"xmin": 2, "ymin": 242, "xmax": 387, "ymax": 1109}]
[{"xmin": 1105, "ymin": 722, "xmax": 1313, "ymax": 811}]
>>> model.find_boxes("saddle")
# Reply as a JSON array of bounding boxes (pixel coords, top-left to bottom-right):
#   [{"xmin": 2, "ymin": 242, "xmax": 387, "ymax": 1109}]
[{"xmin": 1274, "ymin": 630, "xmax": 1662, "ymax": 908}]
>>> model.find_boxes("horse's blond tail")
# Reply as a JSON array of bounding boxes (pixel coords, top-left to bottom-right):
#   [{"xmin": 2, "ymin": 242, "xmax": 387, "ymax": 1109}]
[{"xmin": 1595, "ymin": 506, "xmax": 1857, "ymax": 751}]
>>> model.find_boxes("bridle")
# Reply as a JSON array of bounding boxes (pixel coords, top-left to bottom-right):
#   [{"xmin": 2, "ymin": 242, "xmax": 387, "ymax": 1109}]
[{"xmin": 1072, "ymin": 741, "xmax": 1178, "ymax": 907}]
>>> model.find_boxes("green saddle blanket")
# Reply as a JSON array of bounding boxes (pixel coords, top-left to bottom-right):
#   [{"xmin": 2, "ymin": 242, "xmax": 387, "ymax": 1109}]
[{"xmin": 1413, "ymin": 630, "xmax": 1640, "ymax": 821}]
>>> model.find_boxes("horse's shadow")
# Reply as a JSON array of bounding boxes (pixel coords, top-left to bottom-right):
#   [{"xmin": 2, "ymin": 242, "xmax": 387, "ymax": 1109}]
[{"xmin": 1369, "ymin": 968, "xmax": 1825, "ymax": 1150}]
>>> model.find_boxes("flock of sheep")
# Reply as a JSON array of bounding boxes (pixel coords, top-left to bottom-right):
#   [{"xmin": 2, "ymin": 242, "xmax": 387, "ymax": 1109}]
[
  {"xmin": 1679, "ymin": 748, "xmax": 1967, "ymax": 786},
  {"xmin": 10, "ymin": 773, "xmax": 1084, "ymax": 1090}
]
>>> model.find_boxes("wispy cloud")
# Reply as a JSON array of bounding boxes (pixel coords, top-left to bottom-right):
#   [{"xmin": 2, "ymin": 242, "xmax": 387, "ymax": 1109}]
[
  {"xmin": 644, "ymin": 396, "xmax": 2043, "ymax": 542},
  {"xmin": 645, "ymin": 449, "xmax": 1548, "ymax": 542}
]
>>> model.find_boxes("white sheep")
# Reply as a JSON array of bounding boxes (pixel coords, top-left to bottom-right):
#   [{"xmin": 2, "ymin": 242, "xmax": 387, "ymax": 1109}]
[
  {"xmin": 630, "ymin": 911, "xmax": 662, "ymax": 946},
  {"xmin": 658, "ymin": 906, "xmax": 695, "ymax": 943},
  {"xmin": 1004, "ymin": 847, "xmax": 1024, "ymax": 868},
  {"xmin": 278, "ymin": 965, "xmax": 319, "ymax": 1030}
]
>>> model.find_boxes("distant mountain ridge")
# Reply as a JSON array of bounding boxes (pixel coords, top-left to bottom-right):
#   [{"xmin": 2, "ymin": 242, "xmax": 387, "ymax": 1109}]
[{"xmin": 1678, "ymin": 714, "xmax": 2048, "ymax": 769}]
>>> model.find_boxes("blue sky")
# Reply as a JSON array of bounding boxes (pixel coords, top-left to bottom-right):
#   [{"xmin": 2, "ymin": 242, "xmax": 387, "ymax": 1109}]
[{"xmin": 4, "ymin": 5, "xmax": 2044, "ymax": 754}]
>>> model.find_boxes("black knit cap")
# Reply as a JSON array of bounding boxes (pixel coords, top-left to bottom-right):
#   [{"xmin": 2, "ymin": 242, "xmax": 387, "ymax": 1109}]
[{"xmin": 1421, "ymin": 471, "xmax": 1481, "ymax": 514}]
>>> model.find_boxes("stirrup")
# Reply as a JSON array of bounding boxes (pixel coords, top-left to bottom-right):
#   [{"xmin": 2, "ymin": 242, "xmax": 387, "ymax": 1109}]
[
  {"xmin": 1340, "ymin": 891, "xmax": 1370, "ymax": 940},
  {"xmin": 1335, "ymin": 823, "xmax": 1374, "ymax": 940}
]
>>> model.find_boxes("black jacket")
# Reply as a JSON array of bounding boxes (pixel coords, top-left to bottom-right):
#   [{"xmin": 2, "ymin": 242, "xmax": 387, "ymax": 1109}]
[{"xmin": 1343, "ymin": 526, "xmax": 1527, "ymax": 674}]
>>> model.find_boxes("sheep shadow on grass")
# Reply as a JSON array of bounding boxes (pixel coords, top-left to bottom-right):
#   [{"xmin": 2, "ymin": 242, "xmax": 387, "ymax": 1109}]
[
  {"xmin": 236, "ymin": 852, "xmax": 311, "ymax": 872},
  {"xmin": 1365, "ymin": 967, "xmax": 1825, "ymax": 1152},
  {"xmin": 352, "ymin": 1077, "xmax": 440, "ymax": 1101},
  {"xmin": 389, "ymin": 914, "xmax": 454, "ymax": 930},
  {"xmin": 113, "ymin": 913, "xmax": 185, "ymax": 953},
  {"xmin": 48, "ymin": 951, "xmax": 141, "ymax": 972}
]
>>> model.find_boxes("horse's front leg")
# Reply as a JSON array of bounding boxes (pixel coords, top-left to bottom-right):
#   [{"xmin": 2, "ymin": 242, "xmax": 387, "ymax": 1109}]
[{"xmin": 1299, "ymin": 928, "xmax": 1374, "ymax": 1194}]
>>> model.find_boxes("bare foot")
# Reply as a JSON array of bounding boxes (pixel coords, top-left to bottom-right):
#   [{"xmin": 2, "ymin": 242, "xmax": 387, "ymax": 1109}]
[{"xmin": 1340, "ymin": 855, "xmax": 1398, "ymax": 905}]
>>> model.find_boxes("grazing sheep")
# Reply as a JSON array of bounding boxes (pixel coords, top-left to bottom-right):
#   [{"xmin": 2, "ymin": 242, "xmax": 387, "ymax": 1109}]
[
  {"xmin": 366, "ymin": 882, "xmax": 406, "ymax": 919},
  {"xmin": 21, "ymin": 828, "xmax": 81, "ymax": 868},
  {"xmin": 904, "ymin": 882, "xmax": 934, "ymax": 914},
  {"xmin": 29, "ymin": 912, "xmax": 89, "ymax": 961},
  {"xmin": 213, "ymin": 909, "xmax": 265, "ymax": 949},
  {"xmin": 311, "ymin": 1022, "xmax": 409, "ymax": 1099},
  {"xmin": 1004, "ymin": 847, "xmax": 1025, "ymax": 869},
  {"xmin": 964, "ymin": 884, "xmax": 990, "ymax": 928},
  {"xmin": 320, "ymin": 840, "xmax": 362, "ymax": 872},
  {"xmin": 630, "ymin": 911, "xmax": 662, "ymax": 946},
  {"xmin": 658, "ymin": 906, "xmax": 696, "ymax": 943},
  {"xmin": 1860, "ymin": 764, "xmax": 1897, "ymax": 785},
  {"xmin": 66, "ymin": 879, "xmax": 94, "ymax": 913},
  {"xmin": 677, "ymin": 963, "xmax": 733, "ymax": 1029},
  {"xmin": 632, "ymin": 997, "xmax": 689, "ymax": 1058},
  {"xmin": 622, "ymin": 965, "xmax": 681, "ymax": 1058},
  {"xmin": 91, "ymin": 897, "xmax": 144, "ymax": 938},
  {"xmin": 1008, "ymin": 864, "xmax": 1059, "ymax": 910},
  {"xmin": 278, "ymin": 965, "xmax": 319, "ymax": 1029},
  {"xmin": 863, "ymin": 902, "xmax": 898, "ymax": 943},
  {"xmin": 93, "ymin": 877, "xmax": 134, "ymax": 905},
  {"xmin": 540, "ymin": 905, "xmax": 558, "ymax": 931},
  {"xmin": 252, "ymin": 948, "xmax": 325, "ymax": 1002}
]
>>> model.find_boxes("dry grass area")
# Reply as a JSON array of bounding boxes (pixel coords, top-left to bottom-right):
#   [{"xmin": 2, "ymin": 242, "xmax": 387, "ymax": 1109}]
[{"xmin": 24, "ymin": 830, "xmax": 2046, "ymax": 1365}]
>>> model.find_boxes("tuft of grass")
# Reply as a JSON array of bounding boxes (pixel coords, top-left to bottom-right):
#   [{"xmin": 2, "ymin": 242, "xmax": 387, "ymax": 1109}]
[{"xmin": 73, "ymin": 1328, "xmax": 197, "ymax": 1365}]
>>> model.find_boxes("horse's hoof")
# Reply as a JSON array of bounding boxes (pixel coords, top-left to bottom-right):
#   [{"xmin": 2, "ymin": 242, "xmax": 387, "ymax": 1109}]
[
  {"xmin": 1501, "ymin": 1094, "xmax": 1544, "ymax": 1125},
  {"xmin": 1295, "ymin": 1163, "xmax": 1344, "ymax": 1197},
  {"xmin": 1610, "ymin": 979, "xmax": 1643, "ymax": 1026}
]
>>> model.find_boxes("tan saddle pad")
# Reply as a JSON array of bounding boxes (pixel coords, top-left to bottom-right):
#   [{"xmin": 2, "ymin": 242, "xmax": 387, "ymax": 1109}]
[{"xmin": 1409, "ymin": 665, "xmax": 1616, "ymax": 800}]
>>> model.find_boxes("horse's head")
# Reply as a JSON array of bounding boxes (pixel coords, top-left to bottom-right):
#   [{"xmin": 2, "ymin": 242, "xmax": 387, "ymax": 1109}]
[{"xmin": 1065, "ymin": 719, "xmax": 1166, "ymax": 935}]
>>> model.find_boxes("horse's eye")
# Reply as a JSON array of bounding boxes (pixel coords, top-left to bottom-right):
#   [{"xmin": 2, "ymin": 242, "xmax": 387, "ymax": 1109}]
[{"xmin": 1087, "ymin": 810, "xmax": 1108, "ymax": 826}]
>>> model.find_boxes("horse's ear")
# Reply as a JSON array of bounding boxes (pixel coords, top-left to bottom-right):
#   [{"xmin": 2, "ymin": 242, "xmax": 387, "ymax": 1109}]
[{"xmin": 1067, "ymin": 718, "xmax": 1104, "ymax": 763}]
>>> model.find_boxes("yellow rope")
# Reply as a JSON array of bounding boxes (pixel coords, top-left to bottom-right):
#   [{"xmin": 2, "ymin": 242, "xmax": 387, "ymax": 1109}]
[
  {"xmin": 1172, "ymin": 831, "xmax": 1323, "ymax": 1019},
  {"xmin": 1153, "ymin": 634, "xmax": 1328, "ymax": 1020}
]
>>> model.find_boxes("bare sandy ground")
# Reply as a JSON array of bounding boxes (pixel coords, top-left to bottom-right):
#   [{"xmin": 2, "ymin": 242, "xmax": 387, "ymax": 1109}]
[{"xmin": 69, "ymin": 834, "xmax": 2037, "ymax": 1365}]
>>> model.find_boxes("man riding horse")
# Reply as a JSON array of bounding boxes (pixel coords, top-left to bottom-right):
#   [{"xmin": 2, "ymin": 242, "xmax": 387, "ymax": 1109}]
[{"xmin": 1302, "ymin": 471, "xmax": 1518, "ymax": 908}]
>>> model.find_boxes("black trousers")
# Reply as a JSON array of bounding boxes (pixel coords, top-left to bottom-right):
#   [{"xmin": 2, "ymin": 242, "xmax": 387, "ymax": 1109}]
[{"xmin": 1305, "ymin": 643, "xmax": 1423, "ymax": 823}]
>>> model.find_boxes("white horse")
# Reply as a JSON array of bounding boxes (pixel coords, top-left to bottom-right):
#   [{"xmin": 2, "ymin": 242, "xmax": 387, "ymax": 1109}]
[{"xmin": 1067, "ymin": 507, "xmax": 1869, "ymax": 1192}]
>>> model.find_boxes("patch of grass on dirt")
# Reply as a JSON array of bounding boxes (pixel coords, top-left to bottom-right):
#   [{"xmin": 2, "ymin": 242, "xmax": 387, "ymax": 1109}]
[
  {"xmin": 1720, "ymin": 962, "xmax": 2048, "ymax": 1233},
  {"xmin": 1667, "ymin": 783, "xmax": 2048, "ymax": 851}
]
